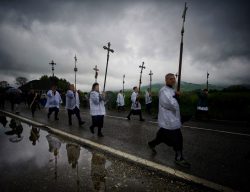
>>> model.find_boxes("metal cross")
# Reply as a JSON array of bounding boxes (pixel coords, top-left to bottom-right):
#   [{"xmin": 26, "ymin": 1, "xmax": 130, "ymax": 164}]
[
  {"xmin": 93, "ymin": 65, "xmax": 99, "ymax": 83},
  {"xmin": 103, "ymin": 42, "xmax": 114, "ymax": 92},
  {"xmin": 49, "ymin": 60, "xmax": 56, "ymax": 77},
  {"xmin": 138, "ymin": 61, "xmax": 146, "ymax": 93},
  {"xmin": 149, "ymin": 70, "xmax": 153, "ymax": 92}
]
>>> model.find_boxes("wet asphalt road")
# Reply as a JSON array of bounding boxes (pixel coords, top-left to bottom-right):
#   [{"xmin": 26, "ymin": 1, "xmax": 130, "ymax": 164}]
[{"xmin": 1, "ymin": 103, "xmax": 250, "ymax": 191}]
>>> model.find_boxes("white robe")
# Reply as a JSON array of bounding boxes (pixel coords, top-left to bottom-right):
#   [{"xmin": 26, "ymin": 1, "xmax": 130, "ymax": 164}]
[
  {"xmin": 145, "ymin": 91, "xmax": 152, "ymax": 104},
  {"xmin": 131, "ymin": 91, "xmax": 141, "ymax": 110},
  {"xmin": 116, "ymin": 93, "xmax": 125, "ymax": 106},
  {"xmin": 65, "ymin": 90, "xmax": 80, "ymax": 110},
  {"xmin": 158, "ymin": 86, "xmax": 181, "ymax": 130},
  {"xmin": 45, "ymin": 90, "xmax": 62, "ymax": 109},
  {"xmin": 89, "ymin": 91, "xmax": 106, "ymax": 116}
]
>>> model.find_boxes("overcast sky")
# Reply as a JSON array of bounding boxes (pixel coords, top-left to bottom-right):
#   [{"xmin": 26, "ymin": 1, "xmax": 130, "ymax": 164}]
[{"xmin": 0, "ymin": 0, "xmax": 249, "ymax": 91}]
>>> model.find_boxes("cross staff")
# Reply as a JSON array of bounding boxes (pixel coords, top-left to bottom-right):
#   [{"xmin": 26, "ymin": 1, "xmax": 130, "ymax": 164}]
[
  {"xmin": 74, "ymin": 54, "xmax": 78, "ymax": 91},
  {"xmin": 206, "ymin": 72, "xmax": 209, "ymax": 90},
  {"xmin": 149, "ymin": 70, "xmax": 153, "ymax": 92},
  {"xmin": 93, "ymin": 65, "xmax": 99, "ymax": 83},
  {"xmin": 49, "ymin": 60, "xmax": 56, "ymax": 77},
  {"xmin": 177, "ymin": 2, "xmax": 188, "ymax": 91},
  {"xmin": 138, "ymin": 62, "xmax": 146, "ymax": 93},
  {"xmin": 122, "ymin": 74, "xmax": 125, "ymax": 96},
  {"xmin": 103, "ymin": 42, "xmax": 114, "ymax": 92}
]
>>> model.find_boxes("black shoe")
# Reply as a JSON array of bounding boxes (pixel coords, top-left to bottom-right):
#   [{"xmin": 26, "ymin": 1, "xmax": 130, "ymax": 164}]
[
  {"xmin": 127, "ymin": 116, "xmax": 130, "ymax": 120},
  {"xmin": 175, "ymin": 159, "xmax": 191, "ymax": 168},
  {"xmin": 140, "ymin": 118, "xmax": 145, "ymax": 121},
  {"xmin": 89, "ymin": 126, "xmax": 94, "ymax": 134},
  {"xmin": 98, "ymin": 132, "xmax": 104, "ymax": 137},
  {"xmin": 148, "ymin": 142, "xmax": 157, "ymax": 154},
  {"xmin": 79, "ymin": 121, "xmax": 85, "ymax": 126}
]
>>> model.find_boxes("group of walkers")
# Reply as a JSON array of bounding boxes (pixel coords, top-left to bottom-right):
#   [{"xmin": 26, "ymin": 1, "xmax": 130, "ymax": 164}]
[{"xmin": 1, "ymin": 73, "xmax": 198, "ymax": 168}]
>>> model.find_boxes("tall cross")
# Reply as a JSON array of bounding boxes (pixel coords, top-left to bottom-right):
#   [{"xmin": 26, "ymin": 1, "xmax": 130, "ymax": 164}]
[
  {"xmin": 149, "ymin": 70, "xmax": 153, "ymax": 92},
  {"xmin": 49, "ymin": 60, "xmax": 56, "ymax": 77},
  {"xmin": 177, "ymin": 2, "xmax": 188, "ymax": 91},
  {"xmin": 122, "ymin": 74, "xmax": 125, "ymax": 95},
  {"xmin": 93, "ymin": 65, "xmax": 99, "ymax": 83},
  {"xmin": 138, "ymin": 61, "xmax": 146, "ymax": 93},
  {"xmin": 103, "ymin": 42, "xmax": 114, "ymax": 92},
  {"xmin": 74, "ymin": 54, "xmax": 78, "ymax": 91}
]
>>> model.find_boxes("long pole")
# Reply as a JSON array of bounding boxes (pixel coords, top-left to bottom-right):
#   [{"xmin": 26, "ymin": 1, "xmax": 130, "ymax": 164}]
[
  {"xmin": 149, "ymin": 70, "xmax": 153, "ymax": 92},
  {"xmin": 103, "ymin": 42, "xmax": 114, "ymax": 92},
  {"xmin": 206, "ymin": 72, "xmax": 209, "ymax": 90},
  {"xmin": 177, "ymin": 2, "xmax": 188, "ymax": 91},
  {"xmin": 74, "ymin": 55, "xmax": 77, "ymax": 91},
  {"xmin": 122, "ymin": 74, "xmax": 125, "ymax": 96}
]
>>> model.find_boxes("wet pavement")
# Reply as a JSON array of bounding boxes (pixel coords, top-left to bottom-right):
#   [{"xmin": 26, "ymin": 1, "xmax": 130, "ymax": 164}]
[
  {"xmin": 0, "ymin": 116, "xmax": 214, "ymax": 192},
  {"xmin": 1, "ymin": 103, "xmax": 250, "ymax": 191}
]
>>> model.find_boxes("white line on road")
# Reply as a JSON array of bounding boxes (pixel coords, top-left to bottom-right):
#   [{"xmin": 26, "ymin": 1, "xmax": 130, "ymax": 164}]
[{"xmin": 106, "ymin": 114, "xmax": 250, "ymax": 137}]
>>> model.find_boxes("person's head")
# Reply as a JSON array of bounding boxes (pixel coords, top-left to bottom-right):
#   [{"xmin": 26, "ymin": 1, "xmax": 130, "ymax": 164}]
[
  {"xmin": 147, "ymin": 88, "xmax": 150, "ymax": 92},
  {"xmin": 119, "ymin": 90, "xmax": 122, "ymax": 93},
  {"xmin": 133, "ymin": 86, "xmax": 138, "ymax": 93},
  {"xmin": 203, "ymin": 88, "xmax": 208, "ymax": 94},
  {"xmin": 51, "ymin": 84, "xmax": 57, "ymax": 91},
  {"xmin": 165, "ymin": 73, "xmax": 176, "ymax": 87},
  {"xmin": 69, "ymin": 84, "xmax": 75, "ymax": 91},
  {"xmin": 92, "ymin": 83, "xmax": 99, "ymax": 92}
]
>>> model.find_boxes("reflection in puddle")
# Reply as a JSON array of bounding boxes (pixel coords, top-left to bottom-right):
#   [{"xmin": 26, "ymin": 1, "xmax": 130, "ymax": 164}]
[{"xmin": 0, "ymin": 114, "xmax": 213, "ymax": 192}]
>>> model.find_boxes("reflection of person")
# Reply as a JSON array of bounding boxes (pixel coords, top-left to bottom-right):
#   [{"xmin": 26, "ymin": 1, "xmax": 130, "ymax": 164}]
[
  {"xmin": 145, "ymin": 88, "xmax": 152, "ymax": 114},
  {"xmin": 91, "ymin": 152, "xmax": 106, "ymax": 191},
  {"xmin": 46, "ymin": 134, "xmax": 61, "ymax": 180},
  {"xmin": 89, "ymin": 83, "xmax": 106, "ymax": 137},
  {"xmin": 66, "ymin": 84, "xmax": 85, "ymax": 126},
  {"xmin": 45, "ymin": 85, "xmax": 62, "ymax": 120},
  {"xmin": 127, "ymin": 86, "xmax": 144, "ymax": 121},
  {"xmin": 46, "ymin": 134, "xmax": 61, "ymax": 156},
  {"xmin": 66, "ymin": 143, "xmax": 80, "ymax": 169},
  {"xmin": 7, "ymin": 118, "xmax": 23, "ymax": 138},
  {"xmin": 196, "ymin": 89, "xmax": 209, "ymax": 120},
  {"xmin": 116, "ymin": 90, "xmax": 125, "ymax": 112},
  {"xmin": 148, "ymin": 73, "xmax": 190, "ymax": 168},
  {"xmin": 29, "ymin": 126, "xmax": 40, "ymax": 145}
]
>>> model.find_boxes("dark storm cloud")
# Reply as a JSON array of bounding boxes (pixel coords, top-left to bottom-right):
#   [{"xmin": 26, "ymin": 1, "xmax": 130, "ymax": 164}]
[{"xmin": 0, "ymin": 0, "xmax": 250, "ymax": 88}]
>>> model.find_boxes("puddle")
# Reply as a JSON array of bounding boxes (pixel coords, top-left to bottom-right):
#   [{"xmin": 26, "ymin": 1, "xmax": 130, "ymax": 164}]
[{"xmin": 0, "ymin": 115, "xmax": 214, "ymax": 192}]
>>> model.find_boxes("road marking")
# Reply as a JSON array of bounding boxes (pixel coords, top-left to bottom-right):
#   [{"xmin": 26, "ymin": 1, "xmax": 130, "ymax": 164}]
[
  {"xmin": 0, "ymin": 110, "xmax": 235, "ymax": 192},
  {"xmin": 106, "ymin": 114, "xmax": 250, "ymax": 137}
]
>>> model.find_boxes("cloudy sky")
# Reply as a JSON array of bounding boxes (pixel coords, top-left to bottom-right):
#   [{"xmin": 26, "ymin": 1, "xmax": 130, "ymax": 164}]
[{"xmin": 0, "ymin": 0, "xmax": 249, "ymax": 91}]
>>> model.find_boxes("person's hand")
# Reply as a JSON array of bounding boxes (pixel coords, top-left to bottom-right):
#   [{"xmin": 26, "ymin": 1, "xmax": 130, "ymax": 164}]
[
  {"xmin": 102, "ymin": 92, "xmax": 106, "ymax": 97},
  {"xmin": 175, "ymin": 91, "xmax": 181, "ymax": 97}
]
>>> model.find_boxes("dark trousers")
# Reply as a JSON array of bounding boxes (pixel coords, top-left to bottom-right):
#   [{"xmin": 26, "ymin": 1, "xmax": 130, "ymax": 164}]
[
  {"xmin": 146, "ymin": 103, "xmax": 152, "ymax": 114},
  {"xmin": 67, "ymin": 107, "xmax": 82, "ymax": 125},
  {"xmin": 31, "ymin": 103, "xmax": 40, "ymax": 117},
  {"xmin": 149, "ymin": 128, "xmax": 183, "ymax": 152},
  {"xmin": 117, "ymin": 106, "xmax": 125, "ymax": 112},
  {"xmin": 90, "ymin": 115, "xmax": 104, "ymax": 133},
  {"xmin": 48, "ymin": 107, "xmax": 59, "ymax": 119},
  {"xmin": 127, "ymin": 109, "xmax": 143, "ymax": 120}
]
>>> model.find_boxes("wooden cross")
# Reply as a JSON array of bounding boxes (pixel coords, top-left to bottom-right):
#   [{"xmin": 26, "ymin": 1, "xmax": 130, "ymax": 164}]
[
  {"xmin": 103, "ymin": 42, "xmax": 114, "ymax": 92},
  {"xmin": 93, "ymin": 65, "xmax": 99, "ymax": 83},
  {"xmin": 138, "ymin": 61, "xmax": 146, "ymax": 93},
  {"xmin": 49, "ymin": 60, "xmax": 56, "ymax": 77}
]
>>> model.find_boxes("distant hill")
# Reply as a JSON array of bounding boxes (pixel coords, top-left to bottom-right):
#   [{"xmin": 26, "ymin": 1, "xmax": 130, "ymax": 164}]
[{"xmin": 140, "ymin": 81, "xmax": 225, "ymax": 92}]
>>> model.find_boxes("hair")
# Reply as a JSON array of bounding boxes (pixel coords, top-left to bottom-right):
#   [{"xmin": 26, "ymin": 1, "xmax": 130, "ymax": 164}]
[
  {"xmin": 92, "ymin": 82, "xmax": 99, "ymax": 91},
  {"xmin": 120, "ymin": 90, "xmax": 122, "ymax": 93},
  {"xmin": 165, "ymin": 73, "xmax": 175, "ymax": 80},
  {"xmin": 133, "ymin": 86, "xmax": 137, "ymax": 90}
]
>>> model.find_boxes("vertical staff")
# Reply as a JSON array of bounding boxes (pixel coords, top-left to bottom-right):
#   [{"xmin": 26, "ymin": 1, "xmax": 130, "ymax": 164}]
[
  {"xmin": 122, "ymin": 74, "xmax": 125, "ymax": 96},
  {"xmin": 49, "ymin": 60, "xmax": 56, "ymax": 77},
  {"xmin": 177, "ymin": 2, "xmax": 188, "ymax": 91},
  {"xmin": 206, "ymin": 72, "xmax": 209, "ymax": 90},
  {"xmin": 138, "ymin": 62, "xmax": 146, "ymax": 93},
  {"xmin": 149, "ymin": 70, "xmax": 153, "ymax": 92},
  {"xmin": 74, "ymin": 55, "xmax": 78, "ymax": 91},
  {"xmin": 103, "ymin": 42, "xmax": 114, "ymax": 92}
]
